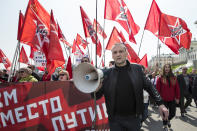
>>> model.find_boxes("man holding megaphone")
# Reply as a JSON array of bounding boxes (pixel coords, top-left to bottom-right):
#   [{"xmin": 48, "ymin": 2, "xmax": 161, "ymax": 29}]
[{"xmin": 92, "ymin": 43, "xmax": 169, "ymax": 131}]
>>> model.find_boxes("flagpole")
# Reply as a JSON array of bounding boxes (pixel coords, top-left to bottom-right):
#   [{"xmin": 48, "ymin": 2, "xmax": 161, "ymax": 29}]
[
  {"xmin": 157, "ymin": 11, "xmax": 161, "ymax": 68},
  {"xmin": 62, "ymin": 43, "xmax": 69, "ymax": 60},
  {"xmin": 8, "ymin": 41, "xmax": 20, "ymax": 82},
  {"xmin": 95, "ymin": 0, "xmax": 98, "ymax": 68},
  {"xmin": 102, "ymin": 20, "xmax": 106, "ymax": 67},
  {"xmin": 92, "ymin": 0, "xmax": 98, "ymax": 129},
  {"xmin": 138, "ymin": 30, "xmax": 145, "ymax": 56}
]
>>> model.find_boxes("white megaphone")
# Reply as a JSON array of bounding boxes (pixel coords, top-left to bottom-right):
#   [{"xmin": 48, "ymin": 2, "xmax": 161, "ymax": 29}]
[{"xmin": 73, "ymin": 63, "xmax": 103, "ymax": 93}]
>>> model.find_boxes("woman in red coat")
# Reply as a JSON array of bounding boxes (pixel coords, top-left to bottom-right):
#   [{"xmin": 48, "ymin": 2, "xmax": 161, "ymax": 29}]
[{"xmin": 156, "ymin": 64, "xmax": 180, "ymax": 131}]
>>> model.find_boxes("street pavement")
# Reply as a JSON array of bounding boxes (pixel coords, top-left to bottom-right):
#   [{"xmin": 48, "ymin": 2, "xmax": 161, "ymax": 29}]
[{"xmin": 141, "ymin": 102, "xmax": 197, "ymax": 131}]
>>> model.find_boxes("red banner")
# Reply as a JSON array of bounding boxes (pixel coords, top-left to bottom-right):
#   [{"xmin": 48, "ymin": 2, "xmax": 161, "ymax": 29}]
[{"xmin": 0, "ymin": 81, "xmax": 109, "ymax": 130}]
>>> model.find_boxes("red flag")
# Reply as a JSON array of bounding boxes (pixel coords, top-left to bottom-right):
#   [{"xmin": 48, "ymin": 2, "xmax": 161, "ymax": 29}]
[
  {"xmin": 17, "ymin": 10, "xmax": 24, "ymax": 40},
  {"xmin": 48, "ymin": 10, "xmax": 65, "ymax": 62},
  {"xmin": 104, "ymin": 0, "xmax": 139, "ymax": 43},
  {"xmin": 138, "ymin": 54, "xmax": 148, "ymax": 68},
  {"xmin": 0, "ymin": 49, "xmax": 11, "ymax": 69},
  {"xmin": 37, "ymin": 66, "xmax": 45, "ymax": 71},
  {"xmin": 76, "ymin": 34, "xmax": 89, "ymax": 49},
  {"xmin": 145, "ymin": 0, "xmax": 192, "ymax": 54},
  {"xmin": 93, "ymin": 19, "xmax": 107, "ymax": 39},
  {"xmin": 46, "ymin": 60, "xmax": 64, "ymax": 76},
  {"xmin": 46, "ymin": 10, "xmax": 65, "ymax": 75},
  {"xmin": 29, "ymin": 47, "xmax": 37, "ymax": 59},
  {"xmin": 125, "ymin": 44, "xmax": 140, "ymax": 63},
  {"xmin": 19, "ymin": 46, "xmax": 29, "ymax": 64},
  {"xmin": 91, "ymin": 60, "xmax": 94, "ymax": 66},
  {"xmin": 144, "ymin": 0, "xmax": 171, "ymax": 37},
  {"xmin": 31, "ymin": 18, "xmax": 49, "ymax": 57},
  {"xmin": 72, "ymin": 39, "xmax": 84, "ymax": 55},
  {"xmin": 57, "ymin": 23, "xmax": 72, "ymax": 47},
  {"xmin": 66, "ymin": 56, "xmax": 72, "ymax": 79},
  {"xmin": 106, "ymin": 27, "xmax": 122, "ymax": 50},
  {"xmin": 159, "ymin": 13, "xmax": 192, "ymax": 52},
  {"xmin": 20, "ymin": 0, "xmax": 50, "ymax": 46},
  {"xmin": 80, "ymin": 6, "xmax": 102, "ymax": 57},
  {"xmin": 106, "ymin": 27, "xmax": 127, "ymax": 50},
  {"xmin": 101, "ymin": 59, "xmax": 105, "ymax": 67}
]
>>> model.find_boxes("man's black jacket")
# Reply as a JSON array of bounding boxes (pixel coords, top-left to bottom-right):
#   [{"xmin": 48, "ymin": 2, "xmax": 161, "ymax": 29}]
[{"xmin": 93, "ymin": 61, "xmax": 163, "ymax": 120}]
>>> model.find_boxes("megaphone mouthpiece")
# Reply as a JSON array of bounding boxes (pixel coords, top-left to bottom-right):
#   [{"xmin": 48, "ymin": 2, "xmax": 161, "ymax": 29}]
[{"xmin": 85, "ymin": 72, "xmax": 98, "ymax": 80}]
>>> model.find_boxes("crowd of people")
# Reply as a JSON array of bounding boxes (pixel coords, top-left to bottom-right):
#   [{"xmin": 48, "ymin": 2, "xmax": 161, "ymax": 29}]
[{"xmin": 0, "ymin": 43, "xmax": 197, "ymax": 131}]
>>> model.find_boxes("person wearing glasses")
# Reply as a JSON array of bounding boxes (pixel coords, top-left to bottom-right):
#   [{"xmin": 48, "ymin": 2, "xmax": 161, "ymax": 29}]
[
  {"xmin": 18, "ymin": 67, "xmax": 38, "ymax": 82},
  {"xmin": 58, "ymin": 70, "xmax": 70, "ymax": 81}
]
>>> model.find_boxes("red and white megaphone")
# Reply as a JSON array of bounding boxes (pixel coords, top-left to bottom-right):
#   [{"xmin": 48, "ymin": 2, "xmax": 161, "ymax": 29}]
[{"xmin": 73, "ymin": 63, "xmax": 103, "ymax": 93}]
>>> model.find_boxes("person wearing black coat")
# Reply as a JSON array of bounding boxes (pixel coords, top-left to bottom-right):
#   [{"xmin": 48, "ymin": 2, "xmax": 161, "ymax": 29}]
[
  {"xmin": 177, "ymin": 67, "xmax": 192, "ymax": 117},
  {"xmin": 192, "ymin": 76, "xmax": 197, "ymax": 107},
  {"xmin": 93, "ymin": 43, "xmax": 169, "ymax": 131}
]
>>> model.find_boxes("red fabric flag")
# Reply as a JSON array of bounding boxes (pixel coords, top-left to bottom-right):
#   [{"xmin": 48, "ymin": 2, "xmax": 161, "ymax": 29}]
[
  {"xmin": 46, "ymin": 10, "xmax": 65, "ymax": 75},
  {"xmin": 31, "ymin": 18, "xmax": 49, "ymax": 57},
  {"xmin": 144, "ymin": 0, "xmax": 171, "ymax": 37},
  {"xmin": 19, "ymin": 46, "xmax": 29, "ymax": 64},
  {"xmin": 145, "ymin": 0, "xmax": 192, "ymax": 54},
  {"xmin": 106, "ymin": 27, "xmax": 122, "ymax": 50},
  {"xmin": 76, "ymin": 34, "xmax": 89, "ymax": 49},
  {"xmin": 29, "ymin": 47, "xmax": 37, "ymax": 59},
  {"xmin": 101, "ymin": 59, "xmax": 105, "ymax": 67},
  {"xmin": 66, "ymin": 56, "xmax": 73, "ymax": 79},
  {"xmin": 93, "ymin": 19, "xmax": 107, "ymax": 39},
  {"xmin": 46, "ymin": 60, "xmax": 64, "ymax": 76},
  {"xmin": 104, "ymin": 0, "xmax": 139, "ymax": 43},
  {"xmin": 159, "ymin": 13, "xmax": 192, "ymax": 52},
  {"xmin": 138, "ymin": 54, "xmax": 148, "ymax": 68},
  {"xmin": 57, "ymin": 23, "xmax": 72, "ymax": 47},
  {"xmin": 37, "ymin": 66, "xmax": 45, "ymax": 71},
  {"xmin": 48, "ymin": 10, "xmax": 65, "ymax": 62},
  {"xmin": 91, "ymin": 60, "xmax": 94, "ymax": 66},
  {"xmin": 80, "ymin": 6, "xmax": 102, "ymax": 57},
  {"xmin": 72, "ymin": 39, "xmax": 84, "ymax": 55},
  {"xmin": 17, "ymin": 10, "xmax": 24, "ymax": 40},
  {"xmin": 20, "ymin": 0, "xmax": 50, "ymax": 46},
  {"xmin": 0, "ymin": 49, "xmax": 11, "ymax": 69},
  {"xmin": 106, "ymin": 27, "xmax": 127, "ymax": 50},
  {"xmin": 72, "ymin": 39, "xmax": 77, "ymax": 53},
  {"xmin": 125, "ymin": 44, "xmax": 140, "ymax": 63}
]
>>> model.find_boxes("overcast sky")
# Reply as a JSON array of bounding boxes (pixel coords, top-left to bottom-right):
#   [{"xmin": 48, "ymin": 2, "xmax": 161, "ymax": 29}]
[{"xmin": 0, "ymin": 0, "xmax": 196, "ymax": 68}]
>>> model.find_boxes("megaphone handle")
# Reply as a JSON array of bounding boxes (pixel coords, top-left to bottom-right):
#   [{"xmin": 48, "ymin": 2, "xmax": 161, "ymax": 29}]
[{"xmin": 92, "ymin": 92, "xmax": 97, "ymax": 129}]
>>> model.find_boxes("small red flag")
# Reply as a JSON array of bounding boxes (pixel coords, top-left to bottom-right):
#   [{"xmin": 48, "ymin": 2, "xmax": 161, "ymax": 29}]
[
  {"xmin": 80, "ymin": 6, "xmax": 102, "ymax": 57},
  {"xmin": 138, "ymin": 54, "xmax": 148, "ymax": 68},
  {"xmin": 66, "ymin": 56, "xmax": 72, "ymax": 79},
  {"xmin": 104, "ymin": 0, "xmax": 139, "ymax": 43},
  {"xmin": 17, "ymin": 10, "xmax": 24, "ymax": 40},
  {"xmin": 57, "ymin": 23, "xmax": 72, "ymax": 47},
  {"xmin": 0, "ymin": 49, "xmax": 11, "ymax": 69},
  {"xmin": 76, "ymin": 34, "xmax": 89, "ymax": 49},
  {"xmin": 106, "ymin": 27, "xmax": 122, "ymax": 50},
  {"xmin": 125, "ymin": 44, "xmax": 140, "ymax": 63},
  {"xmin": 93, "ymin": 19, "xmax": 107, "ymax": 39},
  {"xmin": 19, "ymin": 46, "xmax": 29, "ymax": 64}
]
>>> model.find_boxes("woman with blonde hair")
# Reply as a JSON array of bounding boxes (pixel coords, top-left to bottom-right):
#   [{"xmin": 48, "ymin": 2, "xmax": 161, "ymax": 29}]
[
  {"xmin": 156, "ymin": 64, "xmax": 180, "ymax": 131},
  {"xmin": 58, "ymin": 70, "xmax": 70, "ymax": 81}
]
